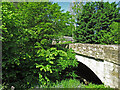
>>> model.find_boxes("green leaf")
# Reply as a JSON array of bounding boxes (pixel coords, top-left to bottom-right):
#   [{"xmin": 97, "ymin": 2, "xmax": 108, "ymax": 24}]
[{"xmin": 49, "ymin": 61, "xmax": 54, "ymax": 64}]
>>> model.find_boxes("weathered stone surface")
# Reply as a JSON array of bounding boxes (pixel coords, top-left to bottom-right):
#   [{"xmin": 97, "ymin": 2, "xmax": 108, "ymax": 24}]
[
  {"xmin": 104, "ymin": 61, "xmax": 120, "ymax": 88},
  {"xmin": 118, "ymin": 45, "xmax": 120, "ymax": 64},
  {"xmin": 52, "ymin": 36, "xmax": 74, "ymax": 45},
  {"xmin": 75, "ymin": 55, "xmax": 105, "ymax": 84},
  {"xmin": 52, "ymin": 40, "xmax": 120, "ymax": 88},
  {"xmin": 76, "ymin": 55, "xmax": 120, "ymax": 88},
  {"xmin": 63, "ymin": 36, "xmax": 74, "ymax": 42},
  {"xmin": 70, "ymin": 43, "xmax": 120, "ymax": 88},
  {"xmin": 69, "ymin": 43, "xmax": 119, "ymax": 64}
]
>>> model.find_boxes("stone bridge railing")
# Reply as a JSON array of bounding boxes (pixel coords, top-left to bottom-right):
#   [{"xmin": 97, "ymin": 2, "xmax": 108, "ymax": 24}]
[
  {"xmin": 52, "ymin": 40, "xmax": 120, "ymax": 88},
  {"xmin": 68, "ymin": 43, "xmax": 120, "ymax": 88},
  {"xmin": 69, "ymin": 43, "xmax": 120, "ymax": 65}
]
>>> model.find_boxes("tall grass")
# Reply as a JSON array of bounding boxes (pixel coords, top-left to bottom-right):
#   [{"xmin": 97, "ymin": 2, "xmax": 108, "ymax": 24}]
[{"xmin": 33, "ymin": 79, "xmax": 113, "ymax": 89}]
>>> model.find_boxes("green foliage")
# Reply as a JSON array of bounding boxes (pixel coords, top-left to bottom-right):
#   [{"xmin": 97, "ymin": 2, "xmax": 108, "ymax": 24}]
[
  {"xmin": 103, "ymin": 22, "xmax": 120, "ymax": 44},
  {"xmin": 58, "ymin": 11, "xmax": 74, "ymax": 37},
  {"xmin": 2, "ymin": 2, "xmax": 78, "ymax": 89},
  {"xmin": 39, "ymin": 79, "xmax": 81, "ymax": 88},
  {"xmin": 83, "ymin": 83, "xmax": 113, "ymax": 89},
  {"xmin": 31, "ymin": 79, "xmax": 111, "ymax": 88},
  {"xmin": 35, "ymin": 47, "xmax": 78, "ymax": 85},
  {"xmin": 0, "ymin": 84, "xmax": 3, "ymax": 90},
  {"xmin": 57, "ymin": 79, "xmax": 80, "ymax": 88},
  {"xmin": 72, "ymin": 2, "xmax": 119, "ymax": 44},
  {"xmin": 56, "ymin": 41, "xmax": 73, "ymax": 45}
]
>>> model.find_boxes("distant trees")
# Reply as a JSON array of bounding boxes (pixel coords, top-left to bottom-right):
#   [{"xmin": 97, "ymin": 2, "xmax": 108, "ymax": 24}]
[{"xmin": 72, "ymin": 2, "xmax": 120, "ymax": 44}]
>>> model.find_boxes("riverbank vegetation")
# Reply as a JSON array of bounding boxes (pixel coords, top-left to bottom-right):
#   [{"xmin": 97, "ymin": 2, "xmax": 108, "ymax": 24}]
[
  {"xmin": 2, "ymin": 1, "xmax": 119, "ymax": 89},
  {"xmin": 2, "ymin": 2, "xmax": 77, "ymax": 89},
  {"xmin": 29, "ymin": 79, "xmax": 112, "ymax": 89}
]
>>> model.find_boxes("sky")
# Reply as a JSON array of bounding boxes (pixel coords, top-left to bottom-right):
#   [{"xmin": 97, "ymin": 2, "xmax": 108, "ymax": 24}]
[
  {"xmin": 57, "ymin": 2, "xmax": 70, "ymax": 12},
  {"xmin": 50, "ymin": 0, "xmax": 120, "ymax": 12}
]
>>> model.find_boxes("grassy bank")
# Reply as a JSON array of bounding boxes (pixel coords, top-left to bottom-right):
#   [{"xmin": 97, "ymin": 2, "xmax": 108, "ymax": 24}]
[
  {"xmin": 1, "ymin": 79, "xmax": 114, "ymax": 89},
  {"xmin": 30, "ymin": 79, "xmax": 113, "ymax": 89}
]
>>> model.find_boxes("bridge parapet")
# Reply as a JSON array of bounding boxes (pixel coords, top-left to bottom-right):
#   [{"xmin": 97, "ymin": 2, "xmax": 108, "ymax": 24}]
[
  {"xmin": 69, "ymin": 43, "xmax": 119, "ymax": 65},
  {"xmin": 52, "ymin": 41, "xmax": 120, "ymax": 88},
  {"xmin": 69, "ymin": 43, "xmax": 120, "ymax": 88}
]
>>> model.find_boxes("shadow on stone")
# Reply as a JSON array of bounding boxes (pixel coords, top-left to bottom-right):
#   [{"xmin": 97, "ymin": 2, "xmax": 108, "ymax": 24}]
[{"xmin": 74, "ymin": 61, "xmax": 103, "ymax": 85}]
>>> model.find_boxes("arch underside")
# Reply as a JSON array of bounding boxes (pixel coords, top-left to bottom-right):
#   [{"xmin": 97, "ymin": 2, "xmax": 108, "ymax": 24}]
[{"xmin": 75, "ymin": 55, "xmax": 104, "ymax": 84}]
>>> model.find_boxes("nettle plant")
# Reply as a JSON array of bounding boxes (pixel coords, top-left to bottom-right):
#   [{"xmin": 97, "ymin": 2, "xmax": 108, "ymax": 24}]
[{"xmin": 2, "ymin": 2, "xmax": 77, "ymax": 89}]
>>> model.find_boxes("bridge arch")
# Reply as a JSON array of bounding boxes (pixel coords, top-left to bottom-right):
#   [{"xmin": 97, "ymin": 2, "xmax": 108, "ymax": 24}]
[
  {"xmin": 52, "ymin": 39, "xmax": 120, "ymax": 88},
  {"xmin": 75, "ymin": 61, "xmax": 103, "ymax": 85},
  {"xmin": 75, "ymin": 55, "xmax": 105, "ymax": 84}
]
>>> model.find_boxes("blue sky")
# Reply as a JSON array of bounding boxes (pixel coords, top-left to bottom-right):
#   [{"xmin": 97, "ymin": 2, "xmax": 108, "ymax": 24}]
[
  {"xmin": 50, "ymin": 0, "xmax": 120, "ymax": 12},
  {"xmin": 57, "ymin": 2, "xmax": 70, "ymax": 12}
]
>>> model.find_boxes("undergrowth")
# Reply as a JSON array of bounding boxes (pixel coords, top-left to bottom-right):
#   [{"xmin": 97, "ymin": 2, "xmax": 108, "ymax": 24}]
[{"xmin": 29, "ymin": 79, "xmax": 113, "ymax": 89}]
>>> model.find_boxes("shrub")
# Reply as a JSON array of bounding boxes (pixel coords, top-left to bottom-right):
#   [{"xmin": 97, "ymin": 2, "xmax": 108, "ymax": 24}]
[{"xmin": 2, "ymin": 2, "xmax": 78, "ymax": 89}]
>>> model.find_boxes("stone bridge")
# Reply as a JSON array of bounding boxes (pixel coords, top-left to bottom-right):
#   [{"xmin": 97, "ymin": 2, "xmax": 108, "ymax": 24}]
[
  {"xmin": 52, "ymin": 37, "xmax": 120, "ymax": 88},
  {"xmin": 69, "ymin": 43, "xmax": 120, "ymax": 88}
]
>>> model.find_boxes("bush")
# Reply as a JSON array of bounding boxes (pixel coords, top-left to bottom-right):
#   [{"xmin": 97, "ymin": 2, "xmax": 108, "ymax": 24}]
[{"xmin": 2, "ymin": 2, "xmax": 78, "ymax": 89}]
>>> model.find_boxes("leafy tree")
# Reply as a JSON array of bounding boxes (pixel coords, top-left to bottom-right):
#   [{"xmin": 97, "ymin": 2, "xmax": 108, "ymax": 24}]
[
  {"xmin": 2, "ymin": 2, "xmax": 78, "ymax": 89},
  {"xmin": 72, "ymin": 2, "xmax": 119, "ymax": 44},
  {"xmin": 103, "ymin": 22, "xmax": 120, "ymax": 44}
]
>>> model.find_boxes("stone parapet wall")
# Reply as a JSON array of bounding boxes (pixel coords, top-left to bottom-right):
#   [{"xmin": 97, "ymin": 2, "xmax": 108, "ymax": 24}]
[
  {"xmin": 52, "ymin": 41, "xmax": 120, "ymax": 88},
  {"xmin": 69, "ymin": 43, "xmax": 119, "ymax": 65},
  {"xmin": 103, "ymin": 61, "xmax": 120, "ymax": 88},
  {"xmin": 52, "ymin": 36, "xmax": 74, "ymax": 45}
]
